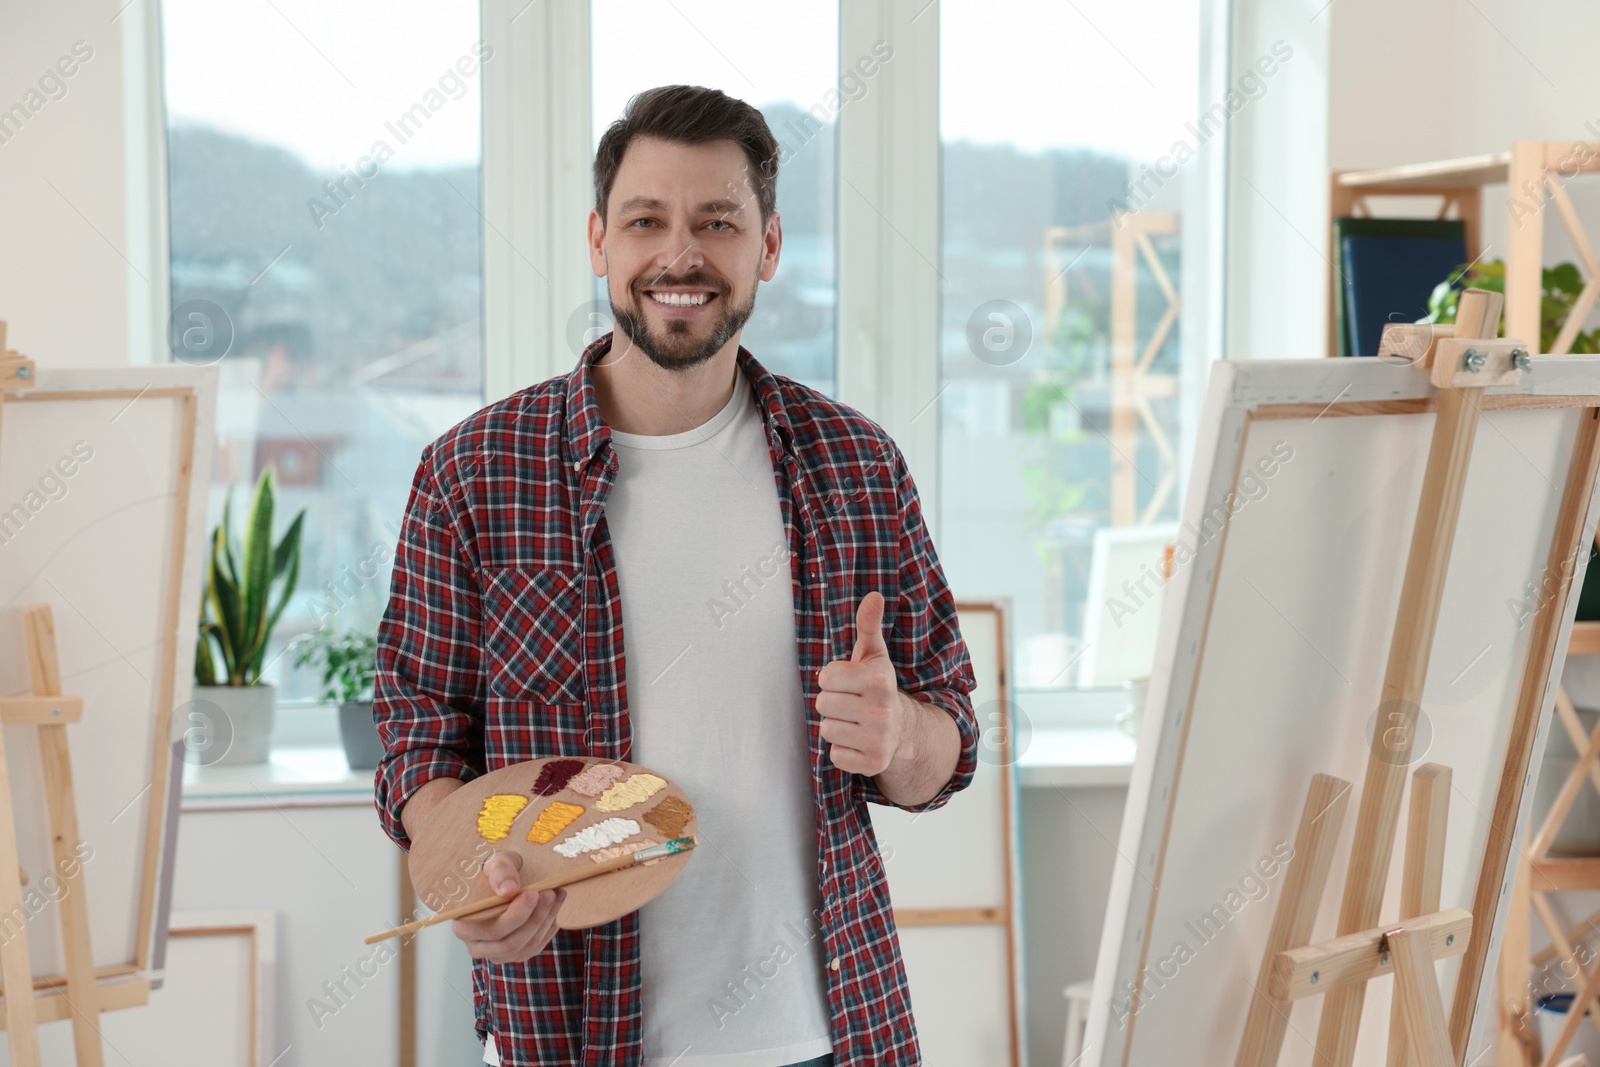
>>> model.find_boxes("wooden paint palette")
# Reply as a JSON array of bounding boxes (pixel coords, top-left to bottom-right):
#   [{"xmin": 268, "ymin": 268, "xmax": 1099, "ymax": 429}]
[{"xmin": 407, "ymin": 756, "xmax": 698, "ymax": 930}]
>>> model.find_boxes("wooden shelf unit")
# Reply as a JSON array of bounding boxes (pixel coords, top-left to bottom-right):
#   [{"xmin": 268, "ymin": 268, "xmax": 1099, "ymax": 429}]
[
  {"xmin": 1328, "ymin": 141, "xmax": 1600, "ymax": 359},
  {"xmin": 1570, "ymin": 621, "xmax": 1600, "ymax": 657},
  {"xmin": 1044, "ymin": 212, "xmax": 1181, "ymax": 527},
  {"xmin": 1500, "ymin": 609, "xmax": 1600, "ymax": 1064}
]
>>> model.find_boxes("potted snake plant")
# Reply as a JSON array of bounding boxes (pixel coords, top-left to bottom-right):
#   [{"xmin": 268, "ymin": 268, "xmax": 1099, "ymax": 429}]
[
  {"xmin": 193, "ymin": 467, "xmax": 306, "ymax": 764},
  {"xmin": 291, "ymin": 629, "xmax": 379, "ymax": 770}
]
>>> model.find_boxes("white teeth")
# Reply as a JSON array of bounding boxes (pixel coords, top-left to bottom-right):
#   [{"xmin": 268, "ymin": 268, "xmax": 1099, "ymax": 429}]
[{"xmin": 650, "ymin": 291, "xmax": 712, "ymax": 307}]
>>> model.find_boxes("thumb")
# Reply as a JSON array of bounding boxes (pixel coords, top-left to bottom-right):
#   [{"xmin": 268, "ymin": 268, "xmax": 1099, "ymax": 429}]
[
  {"xmin": 486, "ymin": 851, "xmax": 523, "ymax": 896},
  {"xmin": 851, "ymin": 591, "xmax": 889, "ymax": 663}
]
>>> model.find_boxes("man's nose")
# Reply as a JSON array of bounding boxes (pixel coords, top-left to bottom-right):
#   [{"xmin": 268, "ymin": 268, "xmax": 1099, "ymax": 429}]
[{"xmin": 653, "ymin": 224, "xmax": 705, "ymax": 276}]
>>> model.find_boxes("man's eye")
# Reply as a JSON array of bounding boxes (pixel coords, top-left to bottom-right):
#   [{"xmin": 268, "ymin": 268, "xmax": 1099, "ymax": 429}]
[{"xmin": 629, "ymin": 218, "xmax": 655, "ymax": 228}]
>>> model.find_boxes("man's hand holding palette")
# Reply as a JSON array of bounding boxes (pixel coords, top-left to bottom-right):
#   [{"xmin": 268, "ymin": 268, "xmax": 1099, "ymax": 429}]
[{"xmin": 366, "ymin": 756, "xmax": 698, "ymax": 944}]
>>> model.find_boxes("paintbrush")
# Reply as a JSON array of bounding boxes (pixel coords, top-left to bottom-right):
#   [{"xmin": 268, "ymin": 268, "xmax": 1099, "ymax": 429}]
[{"xmin": 365, "ymin": 835, "xmax": 698, "ymax": 944}]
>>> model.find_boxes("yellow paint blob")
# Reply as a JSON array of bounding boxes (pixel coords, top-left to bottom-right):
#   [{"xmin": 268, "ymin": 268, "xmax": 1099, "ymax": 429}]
[
  {"xmin": 526, "ymin": 801, "xmax": 585, "ymax": 844},
  {"xmin": 596, "ymin": 773, "xmax": 668, "ymax": 813},
  {"xmin": 477, "ymin": 794, "xmax": 528, "ymax": 842}
]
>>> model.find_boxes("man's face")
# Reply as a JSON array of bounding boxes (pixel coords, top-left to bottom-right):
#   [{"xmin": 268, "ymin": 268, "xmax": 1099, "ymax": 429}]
[{"xmin": 588, "ymin": 136, "xmax": 780, "ymax": 372}]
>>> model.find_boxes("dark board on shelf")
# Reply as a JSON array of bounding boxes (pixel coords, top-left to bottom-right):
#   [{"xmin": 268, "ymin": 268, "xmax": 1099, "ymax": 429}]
[{"xmin": 1334, "ymin": 217, "xmax": 1468, "ymax": 357}]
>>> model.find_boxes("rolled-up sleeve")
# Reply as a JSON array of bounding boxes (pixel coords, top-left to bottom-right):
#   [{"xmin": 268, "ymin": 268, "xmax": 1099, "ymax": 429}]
[
  {"xmin": 373, "ymin": 447, "xmax": 487, "ymax": 851},
  {"xmin": 858, "ymin": 441, "xmax": 979, "ymax": 814}
]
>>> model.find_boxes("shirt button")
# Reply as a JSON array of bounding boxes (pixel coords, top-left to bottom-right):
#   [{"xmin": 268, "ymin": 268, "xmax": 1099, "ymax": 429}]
[
  {"xmin": 573, "ymin": 459, "xmax": 582, "ymax": 470},
  {"xmin": 830, "ymin": 957, "xmax": 840, "ymax": 971}
]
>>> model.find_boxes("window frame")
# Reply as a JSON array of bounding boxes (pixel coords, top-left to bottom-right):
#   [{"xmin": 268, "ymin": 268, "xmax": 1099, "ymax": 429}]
[
  {"xmin": 127, "ymin": 0, "xmax": 173, "ymax": 365},
  {"xmin": 482, "ymin": 1, "xmax": 945, "ymax": 521},
  {"xmin": 487, "ymin": 0, "xmax": 1232, "ymax": 545},
  {"xmin": 138, "ymin": 0, "xmax": 1239, "ymax": 728},
  {"xmin": 138, "ymin": 0, "xmax": 1232, "ymax": 534},
  {"xmin": 481, "ymin": 0, "xmax": 594, "ymax": 401}
]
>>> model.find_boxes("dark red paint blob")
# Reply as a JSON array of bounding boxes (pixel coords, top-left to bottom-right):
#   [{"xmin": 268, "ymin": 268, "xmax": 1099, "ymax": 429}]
[{"xmin": 531, "ymin": 758, "xmax": 586, "ymax": 797}]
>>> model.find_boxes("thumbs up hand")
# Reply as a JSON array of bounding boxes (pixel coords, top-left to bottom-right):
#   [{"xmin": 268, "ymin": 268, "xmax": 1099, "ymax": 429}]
[{"xmin": 816, "ymin": 591, "xmax": 908, "ymax": 777}]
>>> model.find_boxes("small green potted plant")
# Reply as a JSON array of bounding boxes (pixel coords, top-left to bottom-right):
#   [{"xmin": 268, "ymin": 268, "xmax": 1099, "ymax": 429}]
[
  {"xmin": 193, "ymin": 467, "xmax": 306, "ymax": 764},
  {"xmin": 292, "ymin": 629, "xmax": 380, "ymax": 769},
  {"xmin": 1422, "ymin": 258, "xmax": 1600, "ymax": 353}
]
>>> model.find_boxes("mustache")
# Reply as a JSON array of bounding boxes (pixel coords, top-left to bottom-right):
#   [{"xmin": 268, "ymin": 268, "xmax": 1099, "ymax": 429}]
[{"xmin": 633, "ymin": 273, "xmax": 725, "ymax": 294}]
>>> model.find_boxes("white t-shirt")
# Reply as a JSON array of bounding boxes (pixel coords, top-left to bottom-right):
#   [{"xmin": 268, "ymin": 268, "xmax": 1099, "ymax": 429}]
[{"xmin": 484, "ymin": 370, "xmax": 831, "ymax": 1066}]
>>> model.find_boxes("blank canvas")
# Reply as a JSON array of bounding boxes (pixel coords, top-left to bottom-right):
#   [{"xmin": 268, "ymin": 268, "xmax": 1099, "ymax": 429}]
[{"xmin": 1083, "ymin": 355, "xmax": 1600, "ymax": 1066}]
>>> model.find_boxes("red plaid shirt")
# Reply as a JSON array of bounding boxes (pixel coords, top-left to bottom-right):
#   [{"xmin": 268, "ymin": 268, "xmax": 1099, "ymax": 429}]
[{"xmin": 373, "ymin": 333, "xmax": 979, "ymax": 1066}]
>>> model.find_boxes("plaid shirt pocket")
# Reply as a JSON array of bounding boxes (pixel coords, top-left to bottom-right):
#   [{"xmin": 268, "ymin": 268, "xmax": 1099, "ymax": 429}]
[{"xmin": 480, "ymin": 567, "xmax": 588, "ymax": 705}]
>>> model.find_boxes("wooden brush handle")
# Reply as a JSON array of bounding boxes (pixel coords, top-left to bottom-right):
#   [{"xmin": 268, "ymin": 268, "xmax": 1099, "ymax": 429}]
[{"xmin": 367, "ymin": 848, "xmax": 653, "ymax": 944}]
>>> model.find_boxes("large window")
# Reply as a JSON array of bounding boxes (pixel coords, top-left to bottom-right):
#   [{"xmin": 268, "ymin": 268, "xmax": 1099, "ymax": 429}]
[
  {"xmin": 938, "ymin": 0, "xmax": 1203, "ymax": 705},
  {"xmin": 590, "ymin": 0, "xmax": 839, "ymax": 395},
  {"xmin": 159, "ymin": 0, "xmax": 1214, "ymax": 715},
  {"xmin": 162, "ymin": 0, "xmax": 485, "ymax": 696}
]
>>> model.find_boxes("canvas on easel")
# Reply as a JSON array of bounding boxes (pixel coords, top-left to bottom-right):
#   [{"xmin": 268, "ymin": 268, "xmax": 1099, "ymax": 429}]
[
  {"xmin": 0, "ymin": 334, "xmax": 215, "ymax": 1064},
  {"xmin": 1081, "ymin": 295, "xmax": 1600, "ymax": 1065}
]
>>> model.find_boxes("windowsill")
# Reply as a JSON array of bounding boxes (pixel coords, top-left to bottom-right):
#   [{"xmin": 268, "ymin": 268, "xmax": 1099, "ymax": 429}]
[
  {"xmin": 181, "ymin": 744, "xmax": 374, "ymax": 810},
  {"xmin": 181, "ymin": 701, "xmax": 375, "ymax": 810},
  {"xmin": 1017, "ymin": 726, "xmax": 1138, "ymax": 789},
  {"xmin": 1009, "ymin": 685, "xmax": 1140, "ymax": 788},
  {"xmin": 178, "ymin": 709, "xmax": 1139, "ymax": 808}
]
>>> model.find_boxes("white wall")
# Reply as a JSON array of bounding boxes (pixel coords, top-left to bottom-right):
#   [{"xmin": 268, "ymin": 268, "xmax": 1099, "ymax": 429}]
[
  {"xmin": 1221, "ymin": 0, "xmax": 1600, "ymax": 365},
  {"xmin": 1329, "ymin": 0, "xmax": 1600, "ymax": 168},
  {"xmin": 0, "ymin": 2, "xmax": 162, "ymax": 368},
  {"xmin": 1327, "ymin": 0, "xmax": 1600, "ymax": 314}
]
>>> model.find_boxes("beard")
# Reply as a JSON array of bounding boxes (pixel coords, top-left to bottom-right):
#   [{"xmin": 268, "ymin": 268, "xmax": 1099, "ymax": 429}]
[{"xmin": 610, "ymin": 271, "xmax": 757, "ymax": 372}]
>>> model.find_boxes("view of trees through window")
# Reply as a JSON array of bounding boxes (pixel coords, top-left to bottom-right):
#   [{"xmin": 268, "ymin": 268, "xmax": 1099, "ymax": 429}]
[
  {"xmin": 162, "ymin": 0, "xmax": 1203, "ymax": 707},
  {"xmin": 162, "ymin": 0, "xmax": 485, "ymax": 698},
  {"xmin": 938, "ymin": 0, "xmax": 1199, "ymax": 696}
]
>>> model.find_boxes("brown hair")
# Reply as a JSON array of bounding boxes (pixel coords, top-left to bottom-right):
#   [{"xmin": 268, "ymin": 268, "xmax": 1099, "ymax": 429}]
[{"xmin": 593, "ymin": 84, "xmax": 779, "ymax": 227}]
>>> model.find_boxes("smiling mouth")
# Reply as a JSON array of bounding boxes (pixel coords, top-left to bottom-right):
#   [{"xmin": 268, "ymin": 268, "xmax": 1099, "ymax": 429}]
[{"xmin": 644, "ymin": 289, "xmax": 717, "ymax": 308}]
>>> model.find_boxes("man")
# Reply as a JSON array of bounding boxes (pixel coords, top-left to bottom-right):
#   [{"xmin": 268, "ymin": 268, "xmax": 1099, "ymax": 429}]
[{"xmin": 374, "ymin": 84, "xmax": 978, "ymax": 1067}]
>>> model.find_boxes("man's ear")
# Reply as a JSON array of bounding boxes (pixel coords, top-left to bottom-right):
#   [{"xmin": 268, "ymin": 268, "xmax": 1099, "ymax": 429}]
[
  {"xmin": 759, "ymin": 209, "xmax": 782, "ymax": 282},
  {"xmin": 587, "ymin": 208, "xmax": 608, "ymax": 278}
]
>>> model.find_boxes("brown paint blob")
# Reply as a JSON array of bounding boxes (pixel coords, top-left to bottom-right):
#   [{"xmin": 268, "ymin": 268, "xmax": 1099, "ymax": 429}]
[{"xmin": 642, "ymin": 794, "xmax": 694, "ymax": 837}]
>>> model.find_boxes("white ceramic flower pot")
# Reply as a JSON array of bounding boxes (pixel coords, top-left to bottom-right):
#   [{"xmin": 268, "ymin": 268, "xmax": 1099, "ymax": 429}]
[{"xmin": 191, "ymin": 683, "xmax": 277, "ymax": 765}]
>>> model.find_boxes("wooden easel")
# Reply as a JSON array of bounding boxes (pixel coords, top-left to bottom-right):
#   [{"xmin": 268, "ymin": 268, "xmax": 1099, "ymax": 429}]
[
  {"xmin": 0, "ymin": 323, "xmax": 32, "ymax": 392},
  {"xmin": 1234, "ymin": 289, "xmax": 1549, "ymax": 1066},
  {"xmin": 1498, "ymin": 671, "xmax": 1600, "ymax": 1066},
  {"xmin": 0, "ymin": 327, "xmax": 107, "ymax": 1066}
]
